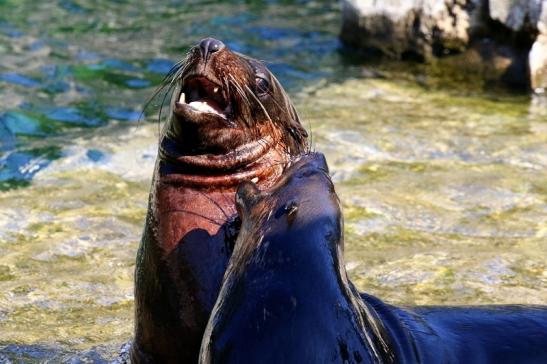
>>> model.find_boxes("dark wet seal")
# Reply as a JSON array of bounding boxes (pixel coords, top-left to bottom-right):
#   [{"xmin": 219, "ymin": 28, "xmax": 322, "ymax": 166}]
[
  {"xmin": 199, "ymin": 152, "xmax": 547, "ymax": 364},
  {"xmin": 131, "ymin": 38, "xmax": 308, "ymax": 364},
  {"xmin": 199, "ymin": 152, "xmax": 397, "ymax": 364}
]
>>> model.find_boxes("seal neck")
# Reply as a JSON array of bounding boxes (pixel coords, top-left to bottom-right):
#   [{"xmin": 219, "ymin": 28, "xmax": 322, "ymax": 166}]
[{"xmin": 158, "ymin": 135, "xmax": 287, "ymax": 190}]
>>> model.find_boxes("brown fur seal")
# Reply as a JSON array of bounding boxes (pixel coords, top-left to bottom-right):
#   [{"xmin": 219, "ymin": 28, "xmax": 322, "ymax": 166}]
[
  {"xmin": 132, "ymin": 38, "xmax": 308, "ymax": 363},
  {"xmin": 199, "ymin": 152, "xmax": 547, "ymax": 364}
]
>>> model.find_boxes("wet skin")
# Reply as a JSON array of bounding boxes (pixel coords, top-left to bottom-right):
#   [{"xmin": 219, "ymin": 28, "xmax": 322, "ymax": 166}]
[
  {"xmin": 132, "ymin": 38, "xmax": 308, "ymax": 363},
  {"xmin": 199, "ymin": 152, "xmax": 547, "ymax": 364}
]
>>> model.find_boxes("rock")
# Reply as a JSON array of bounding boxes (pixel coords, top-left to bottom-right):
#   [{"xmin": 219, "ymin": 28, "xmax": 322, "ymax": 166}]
[
  {"xmin": 488, "ymin": 0, "xmax": 543, "ymax": 31},
  {"xmin": 340, "ymin": 0, "xmax": 477, "ymax": 61},
  {"xmin": 530, "ymin": 34, "xmax": 547, "ymax": 92},
  {"xmin": 340, "ymin": 0, "xmax": 547, "ymax": 91},
  {"xmin": 529, "ymin": 4, "xmax": 547, "ymax": 91}
]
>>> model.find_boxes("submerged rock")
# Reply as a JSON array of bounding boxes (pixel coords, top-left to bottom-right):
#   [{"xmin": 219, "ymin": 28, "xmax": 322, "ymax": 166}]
[{"xmin": 340, "ymin": 0, "xmax": 547, "ymax": 92}]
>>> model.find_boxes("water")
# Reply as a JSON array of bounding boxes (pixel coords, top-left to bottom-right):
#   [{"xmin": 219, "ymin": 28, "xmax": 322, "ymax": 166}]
[{"xmin": 0, "ymin": 0, "xmax": 545, "ymax": 362}]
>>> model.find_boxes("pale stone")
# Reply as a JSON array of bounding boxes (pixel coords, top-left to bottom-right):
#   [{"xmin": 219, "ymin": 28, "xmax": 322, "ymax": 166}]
[
  {"xmin": 488, "ymin": 0, "xmax": 543, "ymax": 31},
  {"xmin": 340, "ymin": 0, "xmax": 547, "ymax": 90},
  {"xmin": 529, "ymin": 34, "xmax": 547, "ymax": 91},
  {"xmin": 340, "ymin": 0, "xmax": 476, "ymax": 60}
]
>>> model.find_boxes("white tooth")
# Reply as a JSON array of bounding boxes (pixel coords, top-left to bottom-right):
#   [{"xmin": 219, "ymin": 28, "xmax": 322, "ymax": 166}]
[
  {"xmin": 214, "ymin": 87, "xmax": 219, "ymax": 93},
  {"xmin": 251, "ymin": 177, "xmax": 259, "ymax": 183},
  {"xmin": 179, "ymin": 93, "xmax": 186, "ymax": 103}
]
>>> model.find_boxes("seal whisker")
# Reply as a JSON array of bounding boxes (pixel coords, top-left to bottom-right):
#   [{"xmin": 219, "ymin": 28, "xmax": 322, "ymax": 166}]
[
  {"xmin": 229, "ymin": 76, "xmax": 252, "ymax": 114},
  {"xmin": 243, "ymin": 84, "xmax": 275, "ymax": 142},
  {"xmin": 243, "ymin": 84, "xmax": 273, "ymax": 124},
  {"xmin": 157, "ymin": 84, "xmax": 176, "ymax": 136},
  {"xmin": 228, "ymin": 77, "xmax": 260, "ymax": 145},
  {"xmin": 139, "ymin": 52, "xmax": 195, "ymax": 138},
  {"xmin": 196, "ymin": 190, "xmax": 232, "ymax": 220},
  {"xmin": 139, "ymin": 61, "xmax": 185, "ymax": 128},
  {"xmin": 228, "ymin": 76, "xmax": 253, "ymax": 125},
  {"xmin": 308, "ymin": 124, "xmax": 314, "ymax": 154},
  {"xmin": 163, "ymin": 209, "xmax": 225, "ymax": 226}
]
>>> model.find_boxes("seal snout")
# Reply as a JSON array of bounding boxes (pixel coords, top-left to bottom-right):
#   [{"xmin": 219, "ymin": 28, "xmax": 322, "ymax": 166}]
[
  {"xmin": 173, "ymin": 38, "xmax": 230, "ymax": 121},
  {"xmin": 236, "ymin": 180, "xmax": 263, "ymax": 215}
]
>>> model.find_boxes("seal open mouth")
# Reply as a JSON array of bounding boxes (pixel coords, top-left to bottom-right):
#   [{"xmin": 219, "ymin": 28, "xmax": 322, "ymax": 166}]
[{"xmin": 177, "ymin": 75, "xmax": 231, "ymax": 120}]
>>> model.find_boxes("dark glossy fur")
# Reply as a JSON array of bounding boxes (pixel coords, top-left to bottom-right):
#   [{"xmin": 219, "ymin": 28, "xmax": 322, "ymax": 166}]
[{"xmin": 200, "ymin": 153, "xmax": 547, "ymax": 364}]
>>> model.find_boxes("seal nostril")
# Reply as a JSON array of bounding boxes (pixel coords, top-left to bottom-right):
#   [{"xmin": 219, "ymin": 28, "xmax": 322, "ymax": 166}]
[{"xmin": 199, "ymin": 37, "xmax": 225, "ymax": 61}]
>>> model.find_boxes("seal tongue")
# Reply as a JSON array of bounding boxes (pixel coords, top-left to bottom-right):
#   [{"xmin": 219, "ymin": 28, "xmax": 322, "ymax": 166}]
[{"xmin": 188, "ymin": 98, "xmax": 225, "ymax": 117}]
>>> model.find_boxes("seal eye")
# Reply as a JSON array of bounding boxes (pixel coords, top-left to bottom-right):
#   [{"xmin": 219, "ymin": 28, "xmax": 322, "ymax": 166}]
[
  {"xmin": 255, "ymin": 77, "xmax": 269, "ymax": 96},
  {"xmin": 248, "ymin": 59, "xmax": 271, "ymax": 96}
]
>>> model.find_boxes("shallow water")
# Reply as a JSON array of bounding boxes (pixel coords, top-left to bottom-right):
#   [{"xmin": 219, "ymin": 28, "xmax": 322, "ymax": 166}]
[{"xmin": 0, "ymin": 0, "xmax": 546, "ymax": 362}]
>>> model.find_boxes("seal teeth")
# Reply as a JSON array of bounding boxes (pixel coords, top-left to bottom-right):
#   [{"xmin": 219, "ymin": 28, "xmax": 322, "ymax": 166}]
[
  {"xmin": 179, "ymin": 92, "xmax": 186, "ymax": 103},
  {"xmin": 214, "ymin": 87, "xmax": 219, "ymax": 93},
  {"xmin": 251, "ymin": 177, "xmax": 259, "ymax": 183}
]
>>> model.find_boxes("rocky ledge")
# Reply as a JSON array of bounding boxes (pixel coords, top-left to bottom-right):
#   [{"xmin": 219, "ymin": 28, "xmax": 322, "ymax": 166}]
[{"xmin": 341, "ymin": 0, "xmax": 547, "ymax": 93}]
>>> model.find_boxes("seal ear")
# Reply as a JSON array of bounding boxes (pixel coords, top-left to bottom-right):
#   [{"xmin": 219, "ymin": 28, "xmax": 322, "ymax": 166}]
[{"xmin": 236, "ymin": 180, "xmax": 262, "ymax": 215}]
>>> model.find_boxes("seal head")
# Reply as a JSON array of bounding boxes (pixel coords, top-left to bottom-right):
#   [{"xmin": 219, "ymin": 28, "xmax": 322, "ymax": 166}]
[{"xmin": 159, "ymin": 37, "xmax": 307, "ymax": 187}]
